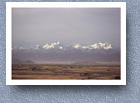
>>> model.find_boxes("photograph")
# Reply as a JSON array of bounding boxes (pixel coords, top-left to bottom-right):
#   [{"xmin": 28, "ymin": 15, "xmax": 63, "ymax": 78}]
[{"xmin": 6, "ymin": 2, "xmax": 126, "ymax": 85}]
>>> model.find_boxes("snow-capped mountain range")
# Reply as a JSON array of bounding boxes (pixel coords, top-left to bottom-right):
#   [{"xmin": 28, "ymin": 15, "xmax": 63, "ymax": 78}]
[
  {"xmin": 12, "ymin": 42, "xmax": 120, "ymax": 63},
  {"xmin": 73, "ymin": 42, "xmax": 112, "ymax": 50},
  {"xmin": 13, "ymin": 41, "xmax": 113, "ymax": 51}
]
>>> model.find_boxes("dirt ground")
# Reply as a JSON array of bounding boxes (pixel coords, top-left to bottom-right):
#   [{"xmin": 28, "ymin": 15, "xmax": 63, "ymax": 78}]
[{"xmin": 12, "ymin": 63, "xmax": 120, "ymax": 80}]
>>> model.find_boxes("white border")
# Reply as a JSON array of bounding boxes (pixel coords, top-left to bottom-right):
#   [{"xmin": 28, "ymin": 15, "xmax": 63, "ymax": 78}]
[{"xmin": 6, "ymin": 2, "xmax": 126, "ymax": 85}]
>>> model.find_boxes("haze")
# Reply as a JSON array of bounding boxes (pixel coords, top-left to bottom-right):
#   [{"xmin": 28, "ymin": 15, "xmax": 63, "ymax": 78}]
[{"xmin": 12, "ymin": 8, "xmax": 120, "ymax": 48}]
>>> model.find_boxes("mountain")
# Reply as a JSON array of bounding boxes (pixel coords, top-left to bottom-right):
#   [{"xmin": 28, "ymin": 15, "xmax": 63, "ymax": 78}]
[
  {"xmin": 12, "ymin": 58, "xmax": 34, "ymax": 64},
  {"xmin": 12, "ymin": 42, "xmax": 120, "ymax": 63},
  {"xmin": 72, "ymin": 61, "xmax": 99, "ymax": 65},
  {"xmin": 73, "ymin": 42, "xmax": 112, "ymax": 50},
  {"xmin": 42, "ymin": 41, "xmax": 64, "ymax": 50},
  {"xmin": 12, "ymin": 42, "xmax": 114, "ymax": 51}
]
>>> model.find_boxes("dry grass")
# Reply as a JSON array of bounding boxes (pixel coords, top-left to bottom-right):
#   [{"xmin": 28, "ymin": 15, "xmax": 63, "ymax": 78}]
[{"xmin": 12, "ymin": 63, "xmax": 120, "ymax": 80}]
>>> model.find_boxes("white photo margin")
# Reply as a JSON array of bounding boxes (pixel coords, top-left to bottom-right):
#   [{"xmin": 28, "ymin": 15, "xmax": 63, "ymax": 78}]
[{"xmin": 6, "ymin": 2, "xmax": 126, "ymax": 85}]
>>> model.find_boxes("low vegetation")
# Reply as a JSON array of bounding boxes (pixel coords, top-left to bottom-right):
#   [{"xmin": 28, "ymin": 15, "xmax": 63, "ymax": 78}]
[{"xmin": 12, "ymin": 63, "xmax": 120, "ymax": 80}]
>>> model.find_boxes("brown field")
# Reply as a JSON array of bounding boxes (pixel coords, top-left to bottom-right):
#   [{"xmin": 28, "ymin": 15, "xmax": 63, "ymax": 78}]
[{"xmin": 12, "ymin": 63, "xmax": 120, "ymax": 80}]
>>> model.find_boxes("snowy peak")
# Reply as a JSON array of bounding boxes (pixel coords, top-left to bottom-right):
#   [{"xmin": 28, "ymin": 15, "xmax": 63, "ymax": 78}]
[
  {"xmin": 42, "ymin": 41, "xmax": 64, "ymax": 50},
  {"xmin": 90, "ymin": 42, "xmax": 113, "ymax": 50},
  {"xmin": 35, "ymin": 45, "xmax": 42, "ymax": 50},
  {"xmin": 73, "ymin": 44, "xmax": 82, "ymax": 49},
  {"xmin": 12, "ymin": 42, "xmax": 120, "ymax": 63},
  {"xmin": 37, "ymin": 41, "xmax": 113, "ymax": 50},
  {"xmin": 73, "ymin": 42, "xmax": 113, "ymax": 50},
  {"xmin": 13, "ymin": 42, "xmax": 113, "ymax": 51}
]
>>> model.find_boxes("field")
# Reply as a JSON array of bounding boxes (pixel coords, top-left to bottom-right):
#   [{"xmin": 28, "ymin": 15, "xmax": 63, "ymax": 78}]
[{"xmin": 12, "ymin": 63, "xmax": 120, "ymax": 80}]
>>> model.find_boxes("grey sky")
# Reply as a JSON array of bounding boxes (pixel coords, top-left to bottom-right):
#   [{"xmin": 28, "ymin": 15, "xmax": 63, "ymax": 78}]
[{"xmin": 12, "ymin": 8, "xmax": 120, "ymax": 48}]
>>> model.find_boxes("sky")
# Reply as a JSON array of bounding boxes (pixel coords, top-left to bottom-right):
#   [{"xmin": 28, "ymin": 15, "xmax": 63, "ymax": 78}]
[{"xmin": 12, "ymin": 8, "xmax": 120, "ymax": 48}]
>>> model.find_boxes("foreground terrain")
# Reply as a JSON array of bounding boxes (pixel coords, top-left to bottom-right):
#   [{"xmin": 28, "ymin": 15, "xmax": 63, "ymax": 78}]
[{"xmin": 12, "ymin": 63, "xmax": 120, "ymax": 80}]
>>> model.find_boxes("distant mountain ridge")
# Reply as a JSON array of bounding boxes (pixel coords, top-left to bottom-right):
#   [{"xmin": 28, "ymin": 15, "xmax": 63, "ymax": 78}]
[
  {"xmin": 72, "ymin": 61, "xmax": 99, "ymax": 65},
  {"xmin": 73, "ymin": 42, "xmax": 112, "ymax": 50},
  {"xmin": 12, "ymin": 58, "xmax": 34, "ymax": 64},
  {"xmin": 13, "ymin": 41, "xmax": 115, "ymax": 51},
  {"xmin": 12, "ymin": 42, "xmax": 120, "ymax": 63}
]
